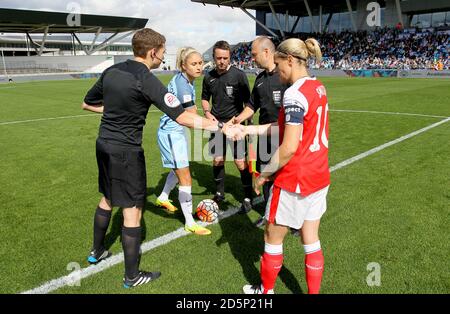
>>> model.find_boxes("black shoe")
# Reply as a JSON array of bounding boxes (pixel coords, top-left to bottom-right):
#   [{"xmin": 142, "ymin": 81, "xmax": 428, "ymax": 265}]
[
  {"xmin": 123, "ymin": 271, "xmax": 161, "ymax": 288},
  {"xmin": 87, "ymin": 248, "xmax": 110, "ymax": 264},
  {"xmin": 254, "ymin": 216, "xmax": 265, "ymax": 228},
  {"xmin": 238, "ymin": 198, "xmax": 252, "ymax": 214},
  {"xmin": 213, "ymin": 192, "xmax": 225, "ymax": 204},
  {"xmin": 290, "ymin": 228, "xmax": 300, "ymax": 237}
]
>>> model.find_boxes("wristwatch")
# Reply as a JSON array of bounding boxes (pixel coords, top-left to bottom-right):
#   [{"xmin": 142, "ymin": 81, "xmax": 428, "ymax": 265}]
[{"xmin": 217, "ymin": 121, "xmax": 224, "ymax": 130}]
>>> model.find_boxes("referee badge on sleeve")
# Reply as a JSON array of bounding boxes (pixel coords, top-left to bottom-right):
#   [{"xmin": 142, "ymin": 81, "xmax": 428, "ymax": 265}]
[{"xmin": 164, "ymin": 93, "xmax": 181, "ymax": 108}]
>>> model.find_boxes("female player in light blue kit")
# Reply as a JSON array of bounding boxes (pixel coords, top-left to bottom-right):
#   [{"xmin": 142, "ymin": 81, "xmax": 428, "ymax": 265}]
[{"xmin": 155, "ymin": 47, "xmax": 211, "ymax": 235}]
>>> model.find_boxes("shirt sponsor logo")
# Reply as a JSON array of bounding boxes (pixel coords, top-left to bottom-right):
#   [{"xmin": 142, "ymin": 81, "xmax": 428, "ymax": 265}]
[
  {"xmin": 210, "ymin": 78, "xmax": 216, "ymax": 83},
  {"xmin": 257, "ymin": 82, "xmax": 264, "ymax": 87},
  {"xmin": 273, "ymin": 90, "xmax": 281, "ymax": 105},
  {"xmin": 183, "ymin": 94, "xmax": 192, "ymax": 103},
  {"xmin": 226, "ymin": 86, "xmax": 234, "ymax": 97},
  {"xmin": 284, "ymin": 105, "xmax": 302, "ymax": 113},
  {"xmin": 164, "ymin": 93, "xmax": 181, "ymax": 108}
]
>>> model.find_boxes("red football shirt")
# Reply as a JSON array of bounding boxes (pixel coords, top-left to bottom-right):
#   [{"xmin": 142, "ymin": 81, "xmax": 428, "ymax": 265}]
[{"xmin": 273, "ymin": 77, "xmax": 330, "ymax": 196}]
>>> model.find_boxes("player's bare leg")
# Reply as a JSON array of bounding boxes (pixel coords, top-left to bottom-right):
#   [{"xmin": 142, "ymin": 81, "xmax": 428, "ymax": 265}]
[{"xmin": 301, "ymin": 219, "xmax": 324, "ymax": 294}]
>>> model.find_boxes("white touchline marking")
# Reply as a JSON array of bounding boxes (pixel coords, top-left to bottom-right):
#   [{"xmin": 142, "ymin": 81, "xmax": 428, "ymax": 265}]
[
  {"xmin": 0, "ymin": 114, "xmax": 98, "ymax": 125},
  {"xmin": 330, "ymin": 109, "xmax": 448, "ymax": 119},
  {"xmin": 20, "ymin": 116, "xmax": 450, "ymax": 294},
  {"xmin": 0, "ymin": 111, "xmax": 162, "ymax": 126},
  {"xmin": 2, "ymin": 109, "xmax": 448, "ymax": 126},
  {"xmin": 330, "ymin": 117, "xmax": 450, "ymax": 172}
]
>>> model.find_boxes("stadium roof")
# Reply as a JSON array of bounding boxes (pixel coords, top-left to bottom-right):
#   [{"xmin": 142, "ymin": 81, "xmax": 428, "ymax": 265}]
[
  {"xmin": 0, "ymin": 8, "xmax": 148, "ymax": 33},
  {"xmin": 191, "ymin": 0, "xmax": 356, "ymax": 16},
  {"xmin": 0, "ymin": 8, "xmax": 148, "ymax": 55}
]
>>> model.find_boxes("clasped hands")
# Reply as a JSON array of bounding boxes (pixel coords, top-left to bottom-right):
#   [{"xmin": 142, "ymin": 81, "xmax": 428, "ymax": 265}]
[{"xmin": 221, "ymin": 117, "xmax": 247, "ymax": 141}]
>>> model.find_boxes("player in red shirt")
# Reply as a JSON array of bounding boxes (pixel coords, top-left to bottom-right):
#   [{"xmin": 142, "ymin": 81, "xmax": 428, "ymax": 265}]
[{"xmin": 232, "ymin": 37, "xmax": 330, "ymax": 294}]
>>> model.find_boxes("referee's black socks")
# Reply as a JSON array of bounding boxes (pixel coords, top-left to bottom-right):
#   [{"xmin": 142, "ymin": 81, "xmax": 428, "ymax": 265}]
[
  {"xmin": 93, "ymin": 206, "xmax": 112, "ymax": 251},
  {"xmin": 240, "ymin": 168, "xmax": 253, "ymax": 200},
  {"xmin": 122, "ymin": 226, "xmax": 141, "ymax": 280},
  {"xmin": 213, "ymin": 165, "xmax": 225, "ymax": 196}
]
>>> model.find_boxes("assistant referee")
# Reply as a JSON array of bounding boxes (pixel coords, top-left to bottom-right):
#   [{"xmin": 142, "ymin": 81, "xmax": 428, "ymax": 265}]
[
  {"xmin": 234, "ymin": 36, "xmax": 289, "ymax": 215},
  {"xmin": 82, "ymin": 28, "xmax": 227, "ymax": 289}
]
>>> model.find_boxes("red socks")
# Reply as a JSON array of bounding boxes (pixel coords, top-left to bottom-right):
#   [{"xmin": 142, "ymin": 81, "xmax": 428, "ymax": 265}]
[
  {"xmin": 260, "ymin": 243, "xmax": 283, "ymax": 294},
  {"xmin": 305, "ymin": 249, "xmax": 324, "ymax": 294}
]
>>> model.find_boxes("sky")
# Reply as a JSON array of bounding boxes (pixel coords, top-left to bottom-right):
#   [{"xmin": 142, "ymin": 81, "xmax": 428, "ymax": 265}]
[{"xmin": 0, "ymin": 0, "xmax": 256, "ymax": 55}]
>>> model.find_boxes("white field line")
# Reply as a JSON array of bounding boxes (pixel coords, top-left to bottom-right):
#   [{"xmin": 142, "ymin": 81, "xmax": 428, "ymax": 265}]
[
  {"xmin": 330, "ymin": 109, "xmax": 448, "ymax": 119},
  {"xmin": 1, "ymin": 109, "xmax": 448, "ymax": 126},
  {"xmin": 20, "ymin": 116, "xmax": 450, "ymax": 294}
]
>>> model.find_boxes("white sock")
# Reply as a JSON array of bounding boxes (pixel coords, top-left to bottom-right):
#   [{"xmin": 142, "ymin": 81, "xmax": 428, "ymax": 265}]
[
  {"xmin": 179, "ymin": 185, "xmax": 195, "ymax": 227},
  {"xmin": 158, "ymin": 170, "xmax": 178, "ymax": 201},
  {"xmin": 303, "ymin": 240, "xmax": 321, "ymax": 254}
]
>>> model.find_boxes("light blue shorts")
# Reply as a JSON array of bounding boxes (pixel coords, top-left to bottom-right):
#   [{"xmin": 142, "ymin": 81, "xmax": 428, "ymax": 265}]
[{"xmin": 157, "ymin": 130, "xmax": 189, "ymax": 169}]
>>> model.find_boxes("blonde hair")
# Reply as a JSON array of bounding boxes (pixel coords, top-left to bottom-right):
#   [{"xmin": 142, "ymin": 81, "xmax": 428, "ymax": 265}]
[
  {"xmin": 275, "ymin": 38, "xmax": 322, "ymax": 65},
  {"xmin": 176, "ymin": 47, "xmax": 201, "ymax": 71}
]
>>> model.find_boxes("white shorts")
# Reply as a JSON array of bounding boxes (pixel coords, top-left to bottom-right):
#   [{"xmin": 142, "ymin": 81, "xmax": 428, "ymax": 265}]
[{"xmin": 265, "ymin": 185, "xmax": 329, "ymax": 230}]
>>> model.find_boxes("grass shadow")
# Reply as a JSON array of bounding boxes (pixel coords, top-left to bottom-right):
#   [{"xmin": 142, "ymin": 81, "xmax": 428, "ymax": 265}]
[{"xmin": 216, "ymin": 212, "xmax": 304, "ymax": 294}]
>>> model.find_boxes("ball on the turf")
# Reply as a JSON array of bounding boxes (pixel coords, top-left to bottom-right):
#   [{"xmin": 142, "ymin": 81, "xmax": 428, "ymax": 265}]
[{"xmin": 196, "ymin": 199, "xmax": 219, "ymax": 223}]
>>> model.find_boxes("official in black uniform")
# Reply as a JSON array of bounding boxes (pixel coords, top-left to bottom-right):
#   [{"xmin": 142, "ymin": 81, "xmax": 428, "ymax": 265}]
[
  {"xmin": 234, "ymin": 36, "xmax": 289, "ymax": 215},
  {"xmin": 82, "ymin": 28, "xmax": 227, "ymax": 288},
  {"xmin": 201, "ymin": 40, "xmax": 254, "ymax": 213}
]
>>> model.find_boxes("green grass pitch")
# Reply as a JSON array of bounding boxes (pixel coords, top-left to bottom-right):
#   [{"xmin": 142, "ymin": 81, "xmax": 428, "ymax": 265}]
[{"xmin": 0, "ymin": 75, "xmax": 449, "ymax": 294}]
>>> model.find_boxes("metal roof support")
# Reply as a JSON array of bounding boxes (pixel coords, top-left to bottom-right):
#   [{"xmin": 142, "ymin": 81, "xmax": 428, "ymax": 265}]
[
  {"xmin": 25, "ymin": 32, "xmax": 40, "ymax": 54},
  {"xmin": 285, "ymin": 10, "xmax": 289, "ymax": 33},
  {"xmin": 90, "ymin": 30, "xmax": 135, "ymax": 54},
  {"xmin": 240, "ymin": 7, "xmax": 279, "ymax": 38},
  {"xmin": 268, "ymin": 1, "xmax": 285, "ymax": 38},
  {"xmin": 290, "ymin": 15, "xmax": 300, "ymax": 33},
  {"xmin": 38, "ymin": 26, "xmax": 49, "ymax": 56},
  {"xmin": 345, "ymin": 0, "xmax": 357, "ymax": 31},
  {"xmin": 72, "ymin": 32, "xmax": 90, "ymax": 55},
  {"xmin": 319, "ymin": 5, "xmax": 323, "ymax": 33},
  {"xmin": 323, "ymin": 12, "xmax": 333, "ymax": 32},
  {"xmin": 303, "ymin": 0, "xmax": 317, "ymax": 33},
  {"xmin": 395, "ymin": 0, "xmax": 404, "ymax": 26},
  {"xmin": 89, "ymin": 27, "xmax": 103, "ymax": 54}
]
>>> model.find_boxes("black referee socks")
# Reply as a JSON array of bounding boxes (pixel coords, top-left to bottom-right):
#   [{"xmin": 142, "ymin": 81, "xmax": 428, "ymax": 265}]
[
  {"xmin": 93, "ymin": 206, "xmax": 112, "ymax": 251},
  {"xmin": 213, "ymin": 165, "xmax": 225, "ymax": 196},
  {"xmin": 122, "ymin": 226, "xmax": 142, "ymax": 280},
  {"xmin": 239, "ymin": 168, "xmax": 253, "ymax": 200}
]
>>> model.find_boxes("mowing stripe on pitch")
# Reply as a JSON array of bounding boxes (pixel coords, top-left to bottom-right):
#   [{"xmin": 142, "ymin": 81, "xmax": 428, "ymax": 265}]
[{"xmin": 20, "ymin": 117, "xmax": 450, "ymax": 294}]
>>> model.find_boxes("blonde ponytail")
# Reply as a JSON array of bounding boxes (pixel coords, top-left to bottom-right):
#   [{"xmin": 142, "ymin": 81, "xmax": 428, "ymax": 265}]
[
  {"xmin": 275, "ymin": 37, "xmax": 322, "ymax": 66},
  {"xmin": 305, "ymin": 38, "xmax": 322, "ymax": 64},
  {"xmin": 176, "ymin": 47, "xmax": 200, "ymax": 71}
]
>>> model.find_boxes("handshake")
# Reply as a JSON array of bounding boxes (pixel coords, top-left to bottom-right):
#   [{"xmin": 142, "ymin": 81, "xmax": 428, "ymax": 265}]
[{"xmin": 221, "ymin": 117, "xmax": 247, "ymax": 141}]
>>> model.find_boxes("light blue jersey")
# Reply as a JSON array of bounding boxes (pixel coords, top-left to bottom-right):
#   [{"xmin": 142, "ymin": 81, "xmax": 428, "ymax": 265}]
[{"xmin": 159, "ymin": 72, "xmax": 196, "ymax": 133}]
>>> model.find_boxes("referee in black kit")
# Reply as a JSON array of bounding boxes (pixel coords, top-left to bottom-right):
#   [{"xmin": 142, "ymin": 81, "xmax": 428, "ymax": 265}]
[
  {"xmin": 201, "ymin": 40, "xmax": 254, "ymax": 214},
  {"xmin": 233, "ymin": 36, "xmax": 289, "ymax": 224},
  {"xmin": 82, "ymin": 28, "xmax": 228, "ymax": 289}
]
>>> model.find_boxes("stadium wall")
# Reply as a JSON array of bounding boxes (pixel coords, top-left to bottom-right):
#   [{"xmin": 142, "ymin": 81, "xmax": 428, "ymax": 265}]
[{"xmin": 1, "ymin": 55, "xmax": 114, "ymax": 74}]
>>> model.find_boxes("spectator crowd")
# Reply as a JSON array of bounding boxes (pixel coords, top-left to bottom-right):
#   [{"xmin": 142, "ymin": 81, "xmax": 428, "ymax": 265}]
[{"xmin": 230, "ymin": 27, "xmax": 449, "ymax": 71}]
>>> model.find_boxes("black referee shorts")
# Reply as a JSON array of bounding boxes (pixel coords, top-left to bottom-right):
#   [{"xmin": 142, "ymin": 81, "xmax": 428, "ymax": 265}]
[
  {"xmin": 96, "ymin": 138, "xmax": 146, "ymax": 208},
  {"xmin": 208, "ymin": 131, "xmax": 247, "ymax": 160},
  {"xmin": 256, "ymin": 134, "xmax": 279, "ymax": 173}
]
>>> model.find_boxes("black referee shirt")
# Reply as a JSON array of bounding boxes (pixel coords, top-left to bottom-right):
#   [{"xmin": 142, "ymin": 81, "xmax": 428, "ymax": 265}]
[
  {"xmin": 248, "ymin": 69, "xmax": 289, "ymax": 124},
  {"xmin": 84, "ymin": 60, "xmax": 184, "ymax": 147},
  {"xmin": 201, "ymin": 66, "xmax": 250, "ymax": 122}
]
